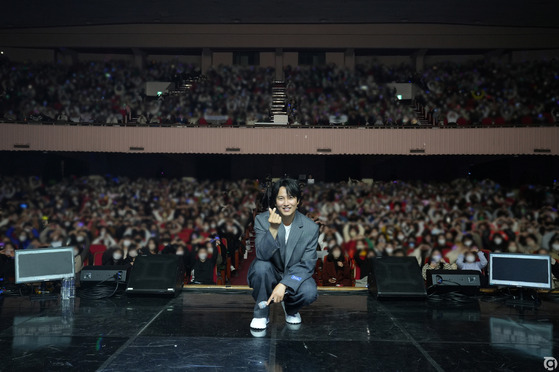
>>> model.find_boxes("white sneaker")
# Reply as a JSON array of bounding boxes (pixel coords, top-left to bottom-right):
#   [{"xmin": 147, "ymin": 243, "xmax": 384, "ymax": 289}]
[
  {"xmin": 250, "ymin": 317, "xmax": 269, "ymax": 330},
  {"xmin": 282, "ymin": 302, "xmax": 302, "ymax": 324}
]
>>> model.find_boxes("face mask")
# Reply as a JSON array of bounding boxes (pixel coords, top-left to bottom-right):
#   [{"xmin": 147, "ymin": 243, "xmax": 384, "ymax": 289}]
[
  {"xmin": 350, "ymin": 231, "xmax": 357, "ymax": 237},
  {"xmin": 464, "ymin": 240, "xmax": 472, "ymax": 247},
  {"xmin": 397, "ymin": 234, "xmax": 404, "ymax": 241},
  {"xmin": 210, "ymin": 223, "xmax": 216, "ymax": 229},
  {"xmin": 466, "ymin": 255, "xmax": 476, "ymax": 263},
  {"xmin": 552, "ymin": 244, "xmax": 559, "ymax": 251},
  {"xmin": 74, "ymin": 249, "xmax": 79, "ymax": 256},
  {"xmin": 208, "ymin": 248, "xmax": 213, "ymax": 254},
  {"xmin": 19, "ymin": 235, "xmax": 27, "ymax": 242},
  {"xmin": 328, "ymin": 241, "xmax": 335, "ymax": 248},
  {"xmin": 129, "ymin": 250, "xmax": 138, "ymax": 258},
  {"xmin": 76, "ymin": 235, "xmax": 84, "ymax": 242},
  {"xmin": 385, "ymin": 247, "xmax": 394, "ymax": 255},
  {"xmin": 51, "ymin": 241, "xmax": 62, "ymax": 247},
  {"xmin": 332, "ymin": 251, "xmax": 341, "ymax": 259},
  {"xmin": 176, "ymin": 251, "xmax": 185, "ymax": 256},
  {"xmin": 508, "ymin": 246, "xmax": 518, "ymax": 253},
  {"xmin": 378, "ymin": 238, "xmax": 386, "ymax": 243},
  {"xmin": 371, "ymin": 232, "xmax": 378, "ymax": 238},
  {"xmin": 356, "ymin": 245, "xmax": 365, "ymax": 251},
  {"xmin": 494, "ymin": 238, "xmax": 503, "ymax": 245},
  {"xmin": 113, "ymin": 253, "xmax": 122, "ymax": 260},
  {"xmin": 409, "ymin": 242, "xmax": 415, "ymax": 248},
  {"xmin": 149, "ymin": 244, "xmax": 156, "ymax": 251},
  {"xmin": 438, "ymin": 239, "xmax": 446, "ymax": 245},
  {"xmin": 432, "ymin": 255, "xmax": 442, "ymax": 262},
  {"xmin": 123, "ymin": 240, "xmax": 131, "ymax": 247},
  {"xmin": 203, "ymin": 226, "xmax": 209, "ymax": 232},
  {"xmin": 199, "ymin": 253, "xmax": 207, "ymax": 260}
]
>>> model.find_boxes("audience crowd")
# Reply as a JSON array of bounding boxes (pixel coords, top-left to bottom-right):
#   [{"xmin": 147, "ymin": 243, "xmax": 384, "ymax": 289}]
[
  {"xmin": 415, "ymin": 59, "xmax": 559, "ymax": 126},
  {"xmin": 1, "ymin": 175, "xmax": 558, "ymax": 287},
  {"xmin": 1, "ymin": 58, "xmax": 557, "ymax": 126}
]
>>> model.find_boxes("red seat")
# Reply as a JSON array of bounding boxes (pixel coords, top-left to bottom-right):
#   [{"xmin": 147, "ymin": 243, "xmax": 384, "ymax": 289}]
[
  {"xmin": 89, "ymin": 244, "xmax": 107, "ymax": 254},
  {"xmin": 521, "ymin": 116, "xmax": 533, "ymax": 125},
  {"xmin": 93, "ymin": 251, "xmax": 105, "ymax": 266}
]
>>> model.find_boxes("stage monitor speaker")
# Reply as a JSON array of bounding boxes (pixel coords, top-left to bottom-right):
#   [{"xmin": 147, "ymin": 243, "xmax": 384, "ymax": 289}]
[
  {"xmin": 427, "ymin": 270, "xmax": 481, "ymax": 296},
  {"xmin": 80, "ymin": 266, "xmax": 129, "ymax": 283},
  {"xmin": 125, "ymin": 255, "xmax": 184, "ymax": 296},
  {"xmin": 368, "ymin": 257, "xmax": 427, "ymax": 299}
]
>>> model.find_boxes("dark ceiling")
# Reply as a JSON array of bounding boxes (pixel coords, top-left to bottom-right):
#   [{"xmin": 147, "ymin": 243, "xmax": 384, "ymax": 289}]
[{"xmin": 2, "ymin": 0, "xmax": 559, "ymax": 29}]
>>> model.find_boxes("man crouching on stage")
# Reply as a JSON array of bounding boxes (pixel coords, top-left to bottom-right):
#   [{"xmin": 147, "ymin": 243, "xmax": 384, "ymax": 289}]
[{"xmin": 248, "ymin": 178, "xmax": 319, "ymax": 331}]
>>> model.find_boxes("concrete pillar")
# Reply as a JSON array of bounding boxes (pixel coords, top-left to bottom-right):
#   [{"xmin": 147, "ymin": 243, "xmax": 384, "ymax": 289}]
[
  {"xmin": 201, "ymin": 48, "xmax": 212, "ymax": 73},
  {"xmin": 412, "ymin": 49, "xmax": 427, "ymax": 72},
  {"xmin": 344, "ymin": 48, "xmax": 355, "ymax": 69},
  {"xmin": 132, "ymin": 48, "xmax": 146, "ymax": 70}
]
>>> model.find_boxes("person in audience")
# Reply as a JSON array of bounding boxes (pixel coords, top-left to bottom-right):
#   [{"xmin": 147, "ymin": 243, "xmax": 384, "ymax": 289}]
[
  {"xmin": 548, "ymin": 235, "xmax": 559, "ymax": 253},
  {"xmin": 519, "ymin": 233, "xmax": 541, "ymax": 253},
  {"xmin": 124, "ymin": 245, "xmax": 139, "ymax": 267},
  {"xmin": 141, "ymin": 238, "xmax": 159, "ymax": 255},
  {"xmin": 456, "ymin": 247, "xmax": 488, "ymax": 272},
  {"xmin": 74, "ymin": 246, "xmax": 84, "ymax": 276},
  {"xmin": 0, "ymin": 243, "xmax": 16, "ymax": 281},
  {"xmin": 190, "ymin": 246, "xmax": 218, "ymax": 284},
  {"xmin": 410, "ymin": 243, "xmax": 432, "ymax": 265},
  {"xmin": 505, "ymin": 240, "xmax": 521, "ymax": 253},
  {"xmin": 422, "ymin": 248, "xmax": 454, "ymax": 280},
  {"xmin": 383, "ymin": 243, "xmax": 395, "ymax": 257},
  {"xmin": 354, "ymin": 248, "xmax": 376, "ymax": 287},
  {"xmin": 322, "ymin": 245, "xmax": 352, "ymax": 287},
  {"xmin": 102, "ymin": 247, "xmax": 125, "ymax": 266},
  {"xmin": 392, "ymin": 248, "xmax": 406, "ymax": 257}
]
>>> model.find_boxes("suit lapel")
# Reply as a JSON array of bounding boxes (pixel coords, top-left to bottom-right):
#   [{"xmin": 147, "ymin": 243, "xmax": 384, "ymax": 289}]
[{"xmin": 284, "ymin": 212, "xmax": 303, "ymax": 269}]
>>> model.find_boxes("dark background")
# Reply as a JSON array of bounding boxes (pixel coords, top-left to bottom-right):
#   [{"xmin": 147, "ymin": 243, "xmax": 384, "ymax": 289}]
[{"xmin": 2, "ymin": 152, "xmax": 557, "ymax": 186}]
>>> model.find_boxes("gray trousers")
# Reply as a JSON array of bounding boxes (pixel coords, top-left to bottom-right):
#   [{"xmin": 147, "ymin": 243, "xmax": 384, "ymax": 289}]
[{"xmin": 248, "ymin": 259, "xmax": 318, "ymax": 318}]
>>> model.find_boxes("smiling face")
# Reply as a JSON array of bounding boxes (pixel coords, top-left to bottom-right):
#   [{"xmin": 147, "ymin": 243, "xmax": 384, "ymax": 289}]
[{"xmin": 275, "ymin": 186, "xmax": 299, "ymax": 218}]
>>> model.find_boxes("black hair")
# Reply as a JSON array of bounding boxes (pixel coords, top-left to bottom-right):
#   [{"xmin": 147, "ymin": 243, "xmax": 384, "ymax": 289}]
[{"xmin": 270, "ymin": 178, "xmax": 302, "ymax": 207}]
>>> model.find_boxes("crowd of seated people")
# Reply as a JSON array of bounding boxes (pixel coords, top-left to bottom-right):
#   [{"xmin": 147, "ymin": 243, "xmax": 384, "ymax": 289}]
[
  {"xmin": 0, "ymin": 175, "xmax": 558, "ymax": 288},
  {"xmin": 415, "ymin": 59, "xmax": 559, "ymax": 126},
  {"xmin": 1, "ymin": 58, "xmax": 557, "ymax": 127},
  {"xmin": 0, "ymin": 175, "xmax": 256, "ymax": 285}
]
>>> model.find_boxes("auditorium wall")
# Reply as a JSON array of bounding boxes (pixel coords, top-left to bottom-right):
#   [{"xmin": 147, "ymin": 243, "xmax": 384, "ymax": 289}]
[
  {"xmin": 212, "ymin": 52, "xmax": 233, "ymax": 66},
  {"xmin": 260, "ymin": 52, "xmax": 275, "ymax": 68},
  {"xmin": 0, "ymin": 47, "xmax": 54, "ymax": 62},
  {"xmin": 76, "ymin": 53, "xmax": 134, "ymax": 63},
  {"xmin": 146, "ymin": 55, "xmax": 201, "ymax": 65},
  {"xmin": 283, "ymin": 52, "xmax": 298, "ymax": 67},
  {"xmin": 1, "ymin": 124, "xmax": 557, "ymax": 156},
  {"xmin": 325, "ymin": 52, "xmax": 345, "ymax": 66}
]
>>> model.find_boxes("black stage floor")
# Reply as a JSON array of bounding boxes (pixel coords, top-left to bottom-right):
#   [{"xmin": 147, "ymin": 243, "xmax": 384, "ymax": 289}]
[{"xmin": 0, "ymin": 289, "xmax": 558, "ymax": 371}]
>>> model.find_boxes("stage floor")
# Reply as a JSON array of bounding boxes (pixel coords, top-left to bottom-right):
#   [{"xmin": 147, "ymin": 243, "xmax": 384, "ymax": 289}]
[{"xmin": 0, "ymin": 289, "xmax": 558, "ymax": 371}]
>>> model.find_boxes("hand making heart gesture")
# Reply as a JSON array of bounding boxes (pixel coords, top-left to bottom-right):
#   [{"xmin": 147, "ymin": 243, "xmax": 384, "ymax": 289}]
[{"xmin": 268, "ymin": 207, "xmax": 282, "ymax": 229}]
